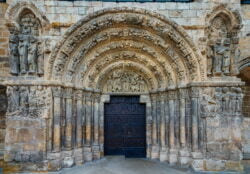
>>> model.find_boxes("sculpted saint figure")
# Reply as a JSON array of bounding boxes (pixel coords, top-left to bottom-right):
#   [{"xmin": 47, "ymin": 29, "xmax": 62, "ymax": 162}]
[
  {"xmin": 222, "ymin": 39, "xmax": 231, "ymax": 75},
  {"xmin": 9, "ymin": 35, "xmax": 19, "ymax": 75},
  {"xmin": 18, "ymin": 35, "xmax": 29, "ymax": 74},
  {"xmin": 213, "ymin": 39, "xmax": 224, "ymax": 75},
  {"xmin": 28, "ymin": 36, "xmax": 38, "ymax": 73}
]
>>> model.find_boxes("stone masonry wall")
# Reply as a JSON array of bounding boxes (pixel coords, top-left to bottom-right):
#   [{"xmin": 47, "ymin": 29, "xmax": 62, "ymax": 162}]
[
  {"xmin": 0, "ymin": 3, "xmax": 10, "ymax": 77},
  {"xmin": 0, "ymin": 86, "xmax": 6, "ymax": 161}
]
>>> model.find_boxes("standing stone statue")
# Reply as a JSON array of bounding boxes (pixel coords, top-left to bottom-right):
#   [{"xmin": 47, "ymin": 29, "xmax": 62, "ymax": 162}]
[
  {"xmin": 37, "ymin": 40, "xmax": 44, "ymax": 75},
  {"xmin": 207, "ymin": 42, "xmax": 214, "ymax": 75},
  {"xmin": 213, "ymin": 39, "xmax": 224, "ymax": 75},
  {"xmin": 18, "ymin": 35, "xmax": 29, "ymax": 74},
  {"xmin": 9, "ymin": 35, "xmax": 19, "ymax": 75},
  {"xmin": 222, "ymin": 39, "xmax": 231, "ymax": 75},
  {"xmin": 28, "ymin": 36, "xmax": 38, "ymax": 74}
]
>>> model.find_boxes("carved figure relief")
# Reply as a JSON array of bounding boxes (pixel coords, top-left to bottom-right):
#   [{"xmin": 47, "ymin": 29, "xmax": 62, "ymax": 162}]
[
  {"xmin": 9, "ymin": 11, "xmax": 44, "ymax": 76},
  {"xmin": 103, "ymin": 70, "xmax": 148, "ymax": 93},
  {"xmin": 207, "ymin": 16, "xmax": 232, "ymax": 76},
  {"xmin": 206, "ymin": 10, "xmax": 241, "ymax": 77},
  {"xmin": 6, "ymin": 86, "xmax": 20, "ymax": 113}
]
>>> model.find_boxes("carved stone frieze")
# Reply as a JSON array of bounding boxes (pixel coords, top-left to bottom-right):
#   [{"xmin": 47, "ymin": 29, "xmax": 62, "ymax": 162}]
[
  {"xmin": 103, "ymin": 70, "xmax": 148, "ymax": 93},
  {"xmin": 7, "ymin": 86, "xmax": 51, "ymax": 118}
]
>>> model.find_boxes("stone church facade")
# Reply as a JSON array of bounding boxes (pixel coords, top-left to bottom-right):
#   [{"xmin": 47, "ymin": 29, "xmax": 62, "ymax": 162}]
[{"xmin": 0, "ymin": 0, "xmax": 250, "ymax": 173}]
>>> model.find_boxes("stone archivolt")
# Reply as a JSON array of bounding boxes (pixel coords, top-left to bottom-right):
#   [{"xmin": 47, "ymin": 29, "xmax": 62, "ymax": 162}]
[{"xmin": 48, "ymin": 8, "xmax": 205, "ymax": 87}]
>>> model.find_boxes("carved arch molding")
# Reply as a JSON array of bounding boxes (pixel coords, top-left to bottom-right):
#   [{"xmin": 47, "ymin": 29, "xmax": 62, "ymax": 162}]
[{"xmin": 48, "ymin": 7, "xmax": 205, "ymax": 91}]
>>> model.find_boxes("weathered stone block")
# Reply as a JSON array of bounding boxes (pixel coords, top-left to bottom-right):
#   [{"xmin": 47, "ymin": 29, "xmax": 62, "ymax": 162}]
[{"xmin": 204, "ymin": 159, "xmax": 225, "ymax": 171}]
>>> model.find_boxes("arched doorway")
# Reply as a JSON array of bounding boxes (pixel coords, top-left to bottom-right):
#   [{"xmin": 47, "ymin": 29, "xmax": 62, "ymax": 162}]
[{"xmin": 47, "ymin": 7, "xmax": 204, "ymax": 167}]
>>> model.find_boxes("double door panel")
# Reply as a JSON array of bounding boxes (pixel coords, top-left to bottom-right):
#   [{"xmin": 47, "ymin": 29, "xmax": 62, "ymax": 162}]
[{"xmin": 104, "ymin": 96, "xmax": 146, "ymax": 158}]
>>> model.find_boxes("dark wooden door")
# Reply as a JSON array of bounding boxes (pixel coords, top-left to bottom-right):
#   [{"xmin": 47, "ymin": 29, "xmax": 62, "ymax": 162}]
[{"xmin": 104, "ymin": 96, "xmax": 146, "ymax": 158}]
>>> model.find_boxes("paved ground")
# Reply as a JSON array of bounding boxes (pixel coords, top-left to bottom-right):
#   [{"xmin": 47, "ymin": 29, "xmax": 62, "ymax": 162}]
[{"xmin": 59, "ymin": 156, "xmax": 191, "ymax": 174}]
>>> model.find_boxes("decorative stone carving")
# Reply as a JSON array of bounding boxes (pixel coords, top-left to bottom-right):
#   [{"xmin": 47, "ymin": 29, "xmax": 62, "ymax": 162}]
[
  {"xmin": 9, "ymin": 35, "xmax": 19, "ymax": 75},
  {"xmin": 103, "ymin": 70, "xmax": 148, "ymax": 93},
  {"xmin": 6, "ymin": 86, "xmax": 19, "ymax": 113},
  {"xmin": 200, "ymin": 88, "xmax": 218, "ymax": 116},
  {"xmin": 8, "ymin": 11, "xmax": 44, "ymax": 76},
  {"xmin": 206, "ymin": 6, "xmax": 242, "ymax": 77},
  {"xmin": 49, "ymin": 8, "xmax": 204, "ymax": 83},
  {"xmin": 19, "ymin": 86, "xmax": 29, "ymax": 115}
]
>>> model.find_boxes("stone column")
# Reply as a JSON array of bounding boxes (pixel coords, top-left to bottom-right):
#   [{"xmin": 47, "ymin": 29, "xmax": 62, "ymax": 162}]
[
  {"xmin": 160, "ymin": 92, "xmax": 167, "ymax": 162},
  {"xmin": 168, "ymin": 90, "xmax": 178, "ymax": 164},
  {"xmin": 75, "ymin": 90, "xmax": 83, "ymax": 148},
  {"xmin": 83, "ymin": 92, "xmax": 93, "ymax": 162},
  {"xmin": 190, "ymin": 87, "xmax": 203, "ymax": 163},
  {"xmin": 179, "ymin": 89, "xmax": 190, "ymax": 165},
  {"xmin": 52, "ymin": 87, "xmax": 62, "ymax": 152},
  {"xmin": 93, "ymin": 93, "xmax": 100, "ymax": 160},
  {"xmin": 191, "ymin": 87, "xmax": 199, "ymax": 152},
  {"xmin": 151, "ymin": 93, "xmax": 159, "ymax": 159},
  {"xmin": 74, "ymin": 90, "xmax": 84, "ymax": 165},
  {"xmin": 64, "ymin": 88, "xmax": 73, "ymax": 149}
]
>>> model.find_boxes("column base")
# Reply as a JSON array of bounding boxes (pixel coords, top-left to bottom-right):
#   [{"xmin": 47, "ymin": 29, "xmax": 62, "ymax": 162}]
[
  {"xmin": 83, "ymin": 146, "xmax": 93, "ymax": 162},
  {"xmin": 74, "ymin": 148, "xmax": 84, "ymax": 165},
  {"xmin": 62, "ymin": 150, "xmax": 74, "ymax": 168},
  {"xmin": 151, "ymin": 145, "xmax": 160, "ymax": 159},
  {"xmin": 169, "ymin": 149, "xmax": 178, "ymax": 165},
  {"xmin": 92, "ymin": 145, "xmax": 101, "ymax": 160},
  {"xmin": 159, "ymin": 147, "xmax": 168, "ymax": 162},
  {"xmin": 178, "ymin": 149, "xmax": 190, "ymax": 166}
]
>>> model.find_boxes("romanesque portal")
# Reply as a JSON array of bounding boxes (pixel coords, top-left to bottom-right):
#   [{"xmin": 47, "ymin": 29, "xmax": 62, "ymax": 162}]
[{"xmin": 2, "ymin": 3, "xmax": 245, "ymax": 173}]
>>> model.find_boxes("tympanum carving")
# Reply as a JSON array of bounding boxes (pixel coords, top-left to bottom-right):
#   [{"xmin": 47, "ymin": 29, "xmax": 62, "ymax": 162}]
[{"xmin": 103, "ymin": 70, "xmax": 148, "ymax": 93}]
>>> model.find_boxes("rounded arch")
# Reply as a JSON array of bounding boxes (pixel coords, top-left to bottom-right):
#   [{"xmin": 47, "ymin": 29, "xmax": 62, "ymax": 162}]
[
  {"xmin": 239, "ymin": 57, "xmax": 250, "ymax": 71},
  {"xmin": 205, "ymin": 4, "xmax": 242, "ymax": 32},
  {"xmin": 48, "ymin": 7, "xmax": 205, "ymax": 92},
  {"xmin": 5, "ymin": 1, "xmax": 50, "ymax": 33}
]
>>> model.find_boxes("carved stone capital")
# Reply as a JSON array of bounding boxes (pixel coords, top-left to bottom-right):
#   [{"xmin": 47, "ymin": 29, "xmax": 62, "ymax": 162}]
[
  {"xmin": 168, "ymin": 90, "xmax": 177, "ymax": 100},
  {"xmin": 179, "ymin": 89, "xmax": 187, "ymax": 99},
  {"xmin": 64, "ymin": 88, "xmax": 73, "ymax": 99},
  {"xmin": 52, "ymin": 87, "xmax": 62, "ymax": 98},
  {"xmin": 74, "ymin": 90, "xmax": 83, "ymax": 100},
  {"xmin": 190, "ymin": 87, "xmax": 201, "ymax": 98},
  {"xmin": 84, "ymin": 92, "xmax": 92, "ymax": 102}
]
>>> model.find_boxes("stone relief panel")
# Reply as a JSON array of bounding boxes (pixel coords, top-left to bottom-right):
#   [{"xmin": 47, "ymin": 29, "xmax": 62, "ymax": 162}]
[
  {"xmin": 9, "ymin": 11, "xmax": 44, "ymax": 76},
  {"xmin": 6, "ymin": 86, "xmax": 51, "ymax": 118},
  {"xmin": 206, "ymin": 6, "xmax": 242, "ymax": 77},
  {"xmin": 103, "ymin": 70, "xmax": 148, "ymax": 93},
  {"xmin": 200, "ymin": 87, "xmax": 243, "ymax": 117}
]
